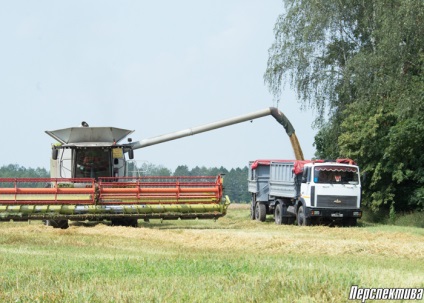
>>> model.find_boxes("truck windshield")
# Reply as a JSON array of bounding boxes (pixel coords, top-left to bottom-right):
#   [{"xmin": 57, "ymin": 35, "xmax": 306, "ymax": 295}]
[
  {"xmin": 314, "ymin": 166, "xmax": 359, "ymax": 184},
  {"xmin": 75, "ymin": 148, "xmax": 111, "ymax": 179}
]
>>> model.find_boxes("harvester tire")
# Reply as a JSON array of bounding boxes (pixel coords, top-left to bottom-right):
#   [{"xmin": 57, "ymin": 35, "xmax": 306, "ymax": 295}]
[
  {"xmin": 111, "ymin": 218, "xmax": 138, "ymax": 227},
  {"xmin": 45, "ymin": 219, "xmax": 69, "ymax": 229},
  {"xmin": 128, "ymin": 218, "xmax": 138, "ymax": 227},
  {"xmin": 255, "ymin": 203, "xmax": 266, "ymax": 222}
]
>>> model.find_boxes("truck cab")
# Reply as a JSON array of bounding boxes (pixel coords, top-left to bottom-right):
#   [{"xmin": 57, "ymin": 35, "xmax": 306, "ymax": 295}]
[{"xmin": 297, "ymin": 161, "xmax": 362, "ymax": 226}]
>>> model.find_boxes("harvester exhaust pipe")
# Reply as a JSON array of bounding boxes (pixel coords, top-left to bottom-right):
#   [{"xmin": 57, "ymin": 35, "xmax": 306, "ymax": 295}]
[{"xmin": 130, "ymin": 107, "xmax": 304, "ymax": 160}]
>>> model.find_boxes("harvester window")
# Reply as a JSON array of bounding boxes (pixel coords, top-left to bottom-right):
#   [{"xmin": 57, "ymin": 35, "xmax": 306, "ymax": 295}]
[{"xmin": 75, "ymin": 148, "xmax": 111, "ymax": 179}]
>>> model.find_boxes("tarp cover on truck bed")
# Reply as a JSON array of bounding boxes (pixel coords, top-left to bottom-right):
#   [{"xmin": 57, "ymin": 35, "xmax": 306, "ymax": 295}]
[
  {"xmin": 250, "ymin": 159, "xmax": 356, "ymax": 175},
  {"xmin": 250, "ymin": 159, "xmax": 315, "ymax": 174}
]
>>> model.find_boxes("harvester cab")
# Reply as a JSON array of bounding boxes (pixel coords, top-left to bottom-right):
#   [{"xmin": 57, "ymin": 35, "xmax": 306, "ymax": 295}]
[{"xmin": 46, "ymin": 125, "xmax": 135, "ymax": 179}]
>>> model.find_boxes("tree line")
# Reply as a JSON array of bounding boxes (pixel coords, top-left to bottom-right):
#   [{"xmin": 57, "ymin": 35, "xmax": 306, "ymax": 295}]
[
  {"xmin": 0, "ymin": 164, "xmax": 49, "ymax": 178},
  {"xmin": 265, "ymin": 0, "xmax": 423, "ymax": 214}
]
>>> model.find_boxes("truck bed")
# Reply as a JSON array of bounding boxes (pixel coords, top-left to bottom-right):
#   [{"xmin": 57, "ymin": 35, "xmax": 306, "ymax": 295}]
[{"xmin": 248, "ymin": 161, "xmax": 297, "ymax": 202}]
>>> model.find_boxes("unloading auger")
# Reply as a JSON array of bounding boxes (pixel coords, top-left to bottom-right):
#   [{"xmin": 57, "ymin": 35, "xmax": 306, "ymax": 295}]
[{"xmin": 0, "ymin": 107, "xmax": 303, "ymax": 228}]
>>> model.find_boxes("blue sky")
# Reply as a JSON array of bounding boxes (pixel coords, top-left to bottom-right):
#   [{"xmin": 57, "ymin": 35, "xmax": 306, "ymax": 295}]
[{"xmin": 0, "ymin": 1, "xmax": 317, "ymax": 171}]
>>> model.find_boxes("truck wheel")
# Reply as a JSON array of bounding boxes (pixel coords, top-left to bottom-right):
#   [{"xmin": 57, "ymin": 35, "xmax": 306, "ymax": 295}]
[
  {"xmin": 250, "ymin": 197, "xmax": 256, "ymax": 220},
  {"xmin": 45, "ymin": 219, "xmax": 69, "ymax": 229},
  {"xmin": 297, "ymin": 206, "xmax": 310, "ymax": 226},
  {"xmin": 255, "ymin": 203, "xmax": 266, "ymax": 222},
  {"xmin": 274, "ymin": 203, "xmax": 283, "ymax": 225}
]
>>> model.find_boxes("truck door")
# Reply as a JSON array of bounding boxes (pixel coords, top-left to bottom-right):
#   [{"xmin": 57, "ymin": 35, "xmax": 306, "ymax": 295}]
[{"xmin": 300, "ymin": 166, "xmax": 312, "ymax": 206}]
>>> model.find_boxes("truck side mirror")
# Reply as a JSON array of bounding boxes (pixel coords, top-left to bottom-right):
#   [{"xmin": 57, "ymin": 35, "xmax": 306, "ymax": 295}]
[
  {"xmin": 128, "ymin": 149, "xmax": 134, "ymax": 160},
  {"xmin": 301, "ymin": 168, "xmax": 309, "ymax": 183},
  {"xmin": 52, "ymin": 148, "xmax": 58, "ymax": 160}
]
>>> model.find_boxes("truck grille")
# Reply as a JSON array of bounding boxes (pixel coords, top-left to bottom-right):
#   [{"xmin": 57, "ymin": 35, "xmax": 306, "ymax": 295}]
[{"xmin": 316, "ymin": 195, "xmax": 358, "ymax": 209}]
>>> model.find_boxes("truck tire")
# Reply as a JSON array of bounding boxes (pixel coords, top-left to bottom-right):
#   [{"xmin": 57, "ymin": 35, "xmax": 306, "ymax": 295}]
[
  {"xmin": 274, "ymin": 203, "xmax": 283, "ymax": 225},
  {"xmin": 45, "ymin": 219, "xmax": 69, "ymax": 229},
  {"xmin": 250, "ymin": 196, "xmax": 256, "ymax": 220},
  {"xmin": 275, "ymin": 202, "xmax": 295, "ymax": 225},
  {"xmin": 255, "ymin": 203, "xmax": 266, "ymax": 222},
  {"xmin": 297, "ymin": 206, "xmax": 310, "ymax": 226}
]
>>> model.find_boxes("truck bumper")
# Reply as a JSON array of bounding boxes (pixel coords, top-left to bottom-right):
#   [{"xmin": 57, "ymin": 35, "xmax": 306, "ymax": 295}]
[{"xmin": 306, "ymin": 207, "xmax": 362, "ymax": 219}]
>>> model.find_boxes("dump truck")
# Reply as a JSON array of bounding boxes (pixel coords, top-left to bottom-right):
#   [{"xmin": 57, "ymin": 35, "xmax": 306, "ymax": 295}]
[
  {"xmin": 0, "ymin": 107, "xmax": 301, "ymax": 228},
  {"xmin": 248, "ymin": 159, "xmax": 362, "ymax": 226}
]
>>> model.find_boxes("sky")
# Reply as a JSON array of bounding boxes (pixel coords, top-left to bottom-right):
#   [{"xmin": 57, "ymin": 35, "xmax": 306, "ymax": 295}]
[{"xmin": 0, "ymin": 1, "xmax": 317, "ymax": 172}]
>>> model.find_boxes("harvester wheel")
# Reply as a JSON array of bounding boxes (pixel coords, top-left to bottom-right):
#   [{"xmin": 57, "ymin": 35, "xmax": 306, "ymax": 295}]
[
  {"xmin": 111, "ymin": 218, "xmax": 138, "ymax": 227},
  {"xmin": 128, "ymin": 218, "xmax": 138, "ymax": 227},
  {"xmin": 297, "ymin": 206, "xmax": 310, "ymax": 226},
  {"xmin": 255, "ymin": 202, "xmax": 266, "ymax": 222},
  {"xmin": 45, "ymin": 219, "xmax": 69, "ymax": 229}
]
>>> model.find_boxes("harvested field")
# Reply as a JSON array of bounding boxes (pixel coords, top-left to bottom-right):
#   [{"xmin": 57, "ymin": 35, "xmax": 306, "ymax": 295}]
[{"xmin": 0, "ymin": 204, "xmax": 423, "ymax": 302}]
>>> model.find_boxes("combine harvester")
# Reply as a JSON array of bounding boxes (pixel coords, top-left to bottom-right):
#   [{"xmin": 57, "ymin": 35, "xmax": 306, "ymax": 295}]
[{"xmin": 0, "ymin": 107, "xmax": 300, "ymax": 228}]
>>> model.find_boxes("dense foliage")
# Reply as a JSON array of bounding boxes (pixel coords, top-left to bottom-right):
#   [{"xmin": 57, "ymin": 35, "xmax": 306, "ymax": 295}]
[{"xmin": 265, "ymin": 0, "xmax": 423, "ymax": 213}]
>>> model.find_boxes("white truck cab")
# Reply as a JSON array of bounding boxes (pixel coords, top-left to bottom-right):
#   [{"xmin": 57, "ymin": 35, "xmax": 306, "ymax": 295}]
[
  {"xmin": 297, "ymin": 161, "xmax": 362, "ymax": 225},
  {"xmin": 249, "ymin": 159, "xmax": 362, "ymax": 226}
]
